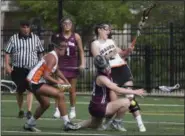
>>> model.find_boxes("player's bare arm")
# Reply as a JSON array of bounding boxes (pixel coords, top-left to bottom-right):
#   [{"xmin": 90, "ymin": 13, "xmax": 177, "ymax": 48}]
[
  {"xmin": 97, "ymin": 75, "xmax": 145, "ymax": 96},
  {"xmin": 75, "ymin": 33, "xmax": 85, "ymax": 69},
  {"xmin": 91, "ymin": 41, "xmax": 100, "ymax": 57},
  {"xmin": 115, "ymin": 44, "xmax": 134, "ymax": 58},
  {"xmin": 5, "ymin": 53, "xmax": 12, "ymax": 74},
  {"xmin": 56, "ymin": 68, "xmax": 70, "ymax": 84},
  {"xmin": 43, "ymin": 54, "xmax": 59, "ymax": 84}
]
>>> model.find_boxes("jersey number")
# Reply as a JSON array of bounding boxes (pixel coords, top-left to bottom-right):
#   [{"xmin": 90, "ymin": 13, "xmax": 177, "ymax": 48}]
[
  {"xmin": 105, "ymin": 50, "xmax": 115, "ymax": 60},
  {"xmin": 66, "ymin": 47, "xmax": 70, "ymax": 56}
]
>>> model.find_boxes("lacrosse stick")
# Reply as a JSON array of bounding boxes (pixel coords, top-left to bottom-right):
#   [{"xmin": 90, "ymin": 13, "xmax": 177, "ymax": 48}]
[
  {"xmin": 54, "ymin": 84, "xmax": 71, "ymax": 92},
  {"xmin": 62, "ymin": 67, "xmax": 88, "ymax": 70},
  {"xmin": 131, "ymin": 3, "xmax": 156, "ymax": 48},
  {"xmin": 159, "ymin": 84, "xmax": 180, "ymax": 92},
  {"xmin": 1, "ymin": 79, "xmax": 17, "ymax": 93}
]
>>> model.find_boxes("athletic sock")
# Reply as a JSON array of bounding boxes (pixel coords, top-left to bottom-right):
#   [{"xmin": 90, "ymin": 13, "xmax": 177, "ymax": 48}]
[
  {"xmin": 135, "ymin": 115, "xmax": 144, "ymax": 126},
  {"xmin": 61, "ymin": 115, "xmax": 70, "ymax": 125},
  {"xmin": 70, "ymin": 107, "xmax": 75, "ymax": 112}
]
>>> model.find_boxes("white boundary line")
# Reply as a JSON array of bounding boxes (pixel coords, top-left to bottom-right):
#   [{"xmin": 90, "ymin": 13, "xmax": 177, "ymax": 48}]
[
  {"xmin": 2, "ymin": 117, "xmax": 184, "ymax": 125},
  {"xmin": 1, "ymin": 100, "xmax": 184, "ymax": 107},
  {"xmin": 2, "ymin": 130, "xmax": 109, "ymax": 136}
]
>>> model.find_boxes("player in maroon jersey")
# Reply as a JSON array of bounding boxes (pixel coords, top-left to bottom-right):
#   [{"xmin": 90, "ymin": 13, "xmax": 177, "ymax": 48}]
[
  {"xmin": 77, "ymin": 55, "xmax": 145, "ymax": 131},
  {"xmin": 53, "ymin": 17, "xmax": 85, "ymax": 119}
]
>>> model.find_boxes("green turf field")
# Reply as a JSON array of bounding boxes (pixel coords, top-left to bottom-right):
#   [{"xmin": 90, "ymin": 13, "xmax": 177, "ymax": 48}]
[{"xmin": 1, "ymin": 94, "xmax": 184, "ymax": 135}]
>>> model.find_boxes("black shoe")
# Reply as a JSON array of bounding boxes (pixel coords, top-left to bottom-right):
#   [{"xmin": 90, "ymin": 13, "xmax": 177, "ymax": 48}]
[
  {"xmin": 64, "ymin": 122, "xmax": 81, "ymax": 131},
  {"xmin": 26, "ymin": 111, "xmax": 32, "ymax": 119},
  {"xmin": 18, "ymin": 110, "xmax": 24, "ymax": 118},
  {"xmin": 23, "ymin": 123, "xmax": 41, "ymax": 132}
]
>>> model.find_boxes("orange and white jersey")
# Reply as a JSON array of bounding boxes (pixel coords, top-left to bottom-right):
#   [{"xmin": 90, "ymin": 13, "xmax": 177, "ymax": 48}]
[
  {"xmin": 92, "ymin": 39, "xmax": 126, "ymax": 68},
  {"xmin": 27, "ymin": 51, "xmax": 58, "ymax": 84}
]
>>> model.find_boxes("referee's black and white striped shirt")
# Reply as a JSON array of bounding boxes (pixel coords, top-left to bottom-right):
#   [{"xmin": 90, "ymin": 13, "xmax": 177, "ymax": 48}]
[{"xmin": 4, "ymin": 32, "xmax": 44, "ymax": 69}]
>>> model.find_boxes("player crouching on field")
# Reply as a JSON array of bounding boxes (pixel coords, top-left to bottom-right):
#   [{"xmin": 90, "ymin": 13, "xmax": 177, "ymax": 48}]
[
  {"xmin": 24, "ymin": 35, "xmax": 80, "ymax": 132},
  {"xmin": 77, "ymin": 55, "xmax": 145, "ymax": 130}
]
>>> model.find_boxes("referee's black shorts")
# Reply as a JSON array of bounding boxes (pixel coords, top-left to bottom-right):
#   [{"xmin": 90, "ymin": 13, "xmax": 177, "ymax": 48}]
[
  {"xmin": 111, "ymin": 64, "xmax": 133, "ymax": 86},
  {"xmin": 11, "ymin": 67, "xmax": 30, "ymax": 93}
]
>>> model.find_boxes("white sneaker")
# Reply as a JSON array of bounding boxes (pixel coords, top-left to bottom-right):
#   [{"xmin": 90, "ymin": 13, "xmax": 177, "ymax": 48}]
[
  {"xmin": 69, "ymin": 111, "xmax": 76, "ymax": 119},
  {"xmin": 23, "ymin": 123, "xmax": 41, "ymax": 132},
  {"xmin": 53, "ymin": 109, "xmax": 60, "ymax": 118},
  {"xmin": 97, "ymin": 124, "xmax": 108, "ymax": 131},
  {"xmin": 139, "ymin": 124, "xmax": 146, "ymax": 132},
  {"xmin": 111, "ymin": 120, "xmax": 127, "ymax": 132}
]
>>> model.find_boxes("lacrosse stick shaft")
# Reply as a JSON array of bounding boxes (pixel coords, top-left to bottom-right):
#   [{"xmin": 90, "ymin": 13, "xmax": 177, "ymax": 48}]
[
  {"xmin": 130, "ymin": 3, "xmax": 156, "ymax": 48},
  {"xmin": 62, "ymin": 67, "xmax": 88, "ymax": 70}
]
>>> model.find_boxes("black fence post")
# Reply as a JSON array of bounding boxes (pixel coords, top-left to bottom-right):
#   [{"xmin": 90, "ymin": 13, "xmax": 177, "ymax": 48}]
[
  {"xmin": 169, "ymin": 22, "xmax": 174, "ymax": 86},
  {"xmin": 145, "ymin": 45, "xmax": 152, "ymax": 92},
  {"xmin": 58, "ymin": 0, "xmax": 63, "ymax": 32}
]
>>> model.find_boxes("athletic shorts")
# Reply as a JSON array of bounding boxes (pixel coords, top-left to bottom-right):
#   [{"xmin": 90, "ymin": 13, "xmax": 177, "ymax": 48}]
[
  {"xmin": 58, "ymin": 56, "xmax": 79, "ymax": 78},
  {"xmin": 88, "ymin": 101, "xmax": 107, "ymax": 118},
  {"xmin": 11, "ymin": 67, "xmax": 30, "ymax": 93},
  {"xmin": 29, "ymin": 83, "xmax": 44, "ymax": 93},
  {"xmin": 111, "ymin": 64, "xmax": 133, "ymax": 86}
]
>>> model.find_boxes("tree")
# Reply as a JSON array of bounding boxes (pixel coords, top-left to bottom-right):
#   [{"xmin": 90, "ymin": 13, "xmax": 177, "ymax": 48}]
[{"xmin": 16, "ymin": 0, "xmax": 133, "ymax": 30}]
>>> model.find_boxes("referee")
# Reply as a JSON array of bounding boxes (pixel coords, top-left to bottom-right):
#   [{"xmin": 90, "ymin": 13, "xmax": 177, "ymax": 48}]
[{"xmin": 4, "ymin": 20, "xmax": 44, "ymax": 119}]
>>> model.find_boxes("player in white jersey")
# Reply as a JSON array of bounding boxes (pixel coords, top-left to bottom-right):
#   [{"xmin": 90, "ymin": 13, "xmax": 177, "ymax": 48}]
[
  {"xmin": 91, "ymin": 23, "xmax": 146, "ymax": 132},
  {"xmin": 24, "ymin": 35, "xmax": 80, "ymax": 132}
]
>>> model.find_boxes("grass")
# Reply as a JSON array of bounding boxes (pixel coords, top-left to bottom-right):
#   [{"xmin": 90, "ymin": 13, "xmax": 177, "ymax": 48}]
[{"xmin": 1, "ymin": 94, "xmax": 184, "ymax": 135}]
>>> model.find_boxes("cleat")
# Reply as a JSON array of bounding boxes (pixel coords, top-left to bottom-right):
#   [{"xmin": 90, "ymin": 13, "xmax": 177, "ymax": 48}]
[
  {"xmin": 69, "ymin": 111, "xmax": 76, "ymax": 119},
  {"xmin": 111, "ymin": 120, "xmax": 127, "ymax": 132},
  {"xmin": 23, "ymin": 123, "xmax": 41, "ymax": 132},
  {"xmin": 64, "ymin": 122, "xmax": 81, "ymax": 131},
  {"xmin": 139, "ymin": 124, "xmax": 146, "ymax": 132},
  {"xmin": 26, "ymin": 111, "xmax": 32, "ymax": 119},
  {"xmin": 18, "ymin": 110, "xmax": 24, "ymax": 118},
  {"xmin": 97, "ymin": 124, "xmax": 108, "ymax": 131}
]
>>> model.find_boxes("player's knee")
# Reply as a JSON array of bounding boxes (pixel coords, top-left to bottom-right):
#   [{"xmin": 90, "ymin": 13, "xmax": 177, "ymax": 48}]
[
  {"xmin": 58, "ymin": 92, "xmax": 65, "ymax": 100},
  {"xmin": 69, "ymin": 88, "xmax": 76, "ymax": 93},
  {"xmin": 120, "ymin": 98, "xmax": 130, "ymax": 109},
  {"xmin": 129, "ymin": 99, "xmax": 141, "ymax": 113}
]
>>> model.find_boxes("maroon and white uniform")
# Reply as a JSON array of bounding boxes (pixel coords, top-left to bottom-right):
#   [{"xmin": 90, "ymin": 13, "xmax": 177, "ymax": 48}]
[
  {"xmin": 58, "ymin": 33, "xmax": 79, "ymax": 78},
  {"xmin": 88, "ymin": 73, "xmax": 111, "ymax": 118}
]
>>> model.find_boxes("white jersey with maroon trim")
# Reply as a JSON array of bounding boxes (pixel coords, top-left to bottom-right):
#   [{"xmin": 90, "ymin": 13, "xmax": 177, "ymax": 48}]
[
  {"xmin": 92, "ymin": 39, "xmax": 125, "ymax": 68},
  {"xmin": 27, "ymin": 51, "xmax": 58, "ymax": 84}
]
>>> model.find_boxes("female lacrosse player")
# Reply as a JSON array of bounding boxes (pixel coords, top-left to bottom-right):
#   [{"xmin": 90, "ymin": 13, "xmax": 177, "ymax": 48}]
[
  {"xmin": 24, "ymin": 35, "xmax": 79, "ymax": 132},
  {"xmin": 77, "ymin": 55, "xmax": 145, "ymax": 130},
  {"xmin": 53, "ymin": 17, "xmax": 85, "ymax": 119},
  {"xmin": 91, "ymin": 23, "xmax": 146, "ymax": 132}
]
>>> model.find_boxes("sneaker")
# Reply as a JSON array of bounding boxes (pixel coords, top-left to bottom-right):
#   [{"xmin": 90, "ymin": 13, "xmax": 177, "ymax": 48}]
[
  {"xmin": 139, "ymin": 124, "xmax": 146, "ymax": 132},
  {"xmin": 69, "ymin": 111, "xmax": 76, "ymax": 119},
  {"xmin": 53, "ymin": 109, "xmax": 61, "ymax": 119},
  {"xmin": 18, "ymin": 110, "xmax": 24, "ymax": 118},
  {"xmin": 64, "ymin": 122, "xmax": 81, "ymax": 131},
  {"xmin": 23, "ymin": 123, "xmax": 41, "ymax": 132},
  {"xmin": 97, "ymin": 124, "xmax": 108, "ymax": 131},
  {"xmin": 111, "ymin": 120, "xmax": 127, "ymax": 132},
  {"xmin": 26, "ymin": 111, "xmax": 32, "ymax": 119}
]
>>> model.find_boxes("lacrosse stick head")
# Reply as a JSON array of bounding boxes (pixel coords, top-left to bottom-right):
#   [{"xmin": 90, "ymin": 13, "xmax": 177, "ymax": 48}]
[
  {"xmin": 54, "ymin": 84, "xmax": 71, "ymax": 92},
  {"xmin": 1, "ymin": 80, "xmax": 17, "ymax": 94}
]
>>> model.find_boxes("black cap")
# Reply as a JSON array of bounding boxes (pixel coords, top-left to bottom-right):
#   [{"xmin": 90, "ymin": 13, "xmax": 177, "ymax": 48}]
[{"xmin": 20, "ymin": 20, "xmax": 30, "ymax": 26}]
